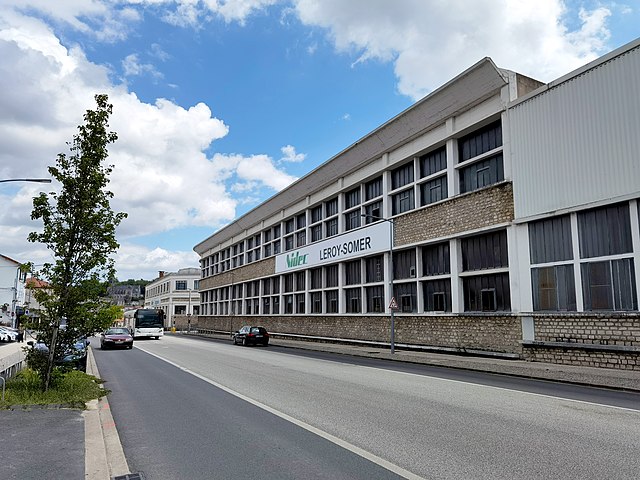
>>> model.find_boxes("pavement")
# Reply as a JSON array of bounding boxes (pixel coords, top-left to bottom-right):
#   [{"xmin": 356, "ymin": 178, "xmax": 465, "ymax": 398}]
[{"xmin": 1, "ymin": 333, "xmax": 639, "ymax": 479}]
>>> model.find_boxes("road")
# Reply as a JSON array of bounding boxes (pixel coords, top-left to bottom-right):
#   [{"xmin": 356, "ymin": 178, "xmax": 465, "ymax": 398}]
[{"xmin": 92, "ymin": 335, "xmax": 640, "ymax": 480}]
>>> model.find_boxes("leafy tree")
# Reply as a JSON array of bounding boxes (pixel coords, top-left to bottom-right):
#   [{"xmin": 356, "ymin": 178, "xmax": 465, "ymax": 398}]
[{"xmin": 26, "ymin": 94, "xmax": 127, "ymax": 390}]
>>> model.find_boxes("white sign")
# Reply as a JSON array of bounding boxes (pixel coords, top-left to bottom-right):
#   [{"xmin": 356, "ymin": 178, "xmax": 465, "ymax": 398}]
[
  {"xmin": 389, "ymin": 297, "xmax": 399, "ymax": 310},
  {"xmin": 275, "ymin": 221, "xmax": 392, "ymax": 273}
]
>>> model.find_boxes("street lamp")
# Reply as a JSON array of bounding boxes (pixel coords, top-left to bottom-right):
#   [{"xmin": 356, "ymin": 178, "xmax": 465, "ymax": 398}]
[
  {"xmin": 0, "ymin": 178, "xmax": 51, "ymax": 184},
  {"xmin": 187, "ymin": 288, "xmax": 192, "ymax": 333},
  {"xmin": 362, "ymin": 213, "xmax": 397, "ymax": 354}
]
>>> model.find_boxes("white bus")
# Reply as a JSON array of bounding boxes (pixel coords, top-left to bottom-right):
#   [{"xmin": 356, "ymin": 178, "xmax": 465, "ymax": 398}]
[{"xmin": 124, "ymin": 309, "xmax": 164, "ymax": 339}]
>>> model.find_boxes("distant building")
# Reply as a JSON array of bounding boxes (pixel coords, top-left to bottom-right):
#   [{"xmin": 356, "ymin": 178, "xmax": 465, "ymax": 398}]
[
  {"xmin": 107, "ymin": 284, "xmax": 144, "ymax": 306},
  {"xmin": 0, "ymin": 254, "xmax": 27, "ymax": 327},
  {"xmin": 144, "ymin": 268, "xmax": 200, "ymax": 328},
  {"xmin": 24, "ymin": 277, "xmax": 51, "ymax": 326}
]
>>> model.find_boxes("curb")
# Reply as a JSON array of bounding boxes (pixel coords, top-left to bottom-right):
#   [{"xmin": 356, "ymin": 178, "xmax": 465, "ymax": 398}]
[{"xmin": 84, "ymin": 346, "xmax": 130, "ymax": 479}]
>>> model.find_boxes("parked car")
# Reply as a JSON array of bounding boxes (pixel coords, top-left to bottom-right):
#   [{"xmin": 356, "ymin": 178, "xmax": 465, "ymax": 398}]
[
  {"xmin": 232, "ymin": 326, "xmax": 269, "ymax": 346},
  {"xmin": 100, "ymin": 327, "xmax": 134, "ymax": 349},
  {"xmin": 0, "ymin": 326, "xmax": 18, "ymax": 342},
  {"xmin": 27, "ymin": 338, "xmax": 89, "ymax": 371}
]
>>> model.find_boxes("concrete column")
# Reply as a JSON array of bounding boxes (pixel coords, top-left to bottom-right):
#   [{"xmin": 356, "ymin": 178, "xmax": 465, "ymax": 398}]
[
  {"xmin": 570, "ymin": 213, "xmax": 584, "ymax": 311},
  {"xmin": 449, "ymin": 238, "xmax": 463, "ymax": 313}
]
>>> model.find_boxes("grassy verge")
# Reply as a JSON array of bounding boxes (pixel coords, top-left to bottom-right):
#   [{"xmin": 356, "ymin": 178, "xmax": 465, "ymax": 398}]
[{"xmin": 0, "ymin": 368, "xmax": 109, "ymax": 409}]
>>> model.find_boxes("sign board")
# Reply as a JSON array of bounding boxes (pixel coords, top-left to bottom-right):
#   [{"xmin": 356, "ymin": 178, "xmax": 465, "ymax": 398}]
[
  {"xmin": 275, "ymin": 221, "xmax": 392, "ymax": 273},
  {"xmin": 389, "ymin": 297, "xmax": 399, "ymax": 310}
]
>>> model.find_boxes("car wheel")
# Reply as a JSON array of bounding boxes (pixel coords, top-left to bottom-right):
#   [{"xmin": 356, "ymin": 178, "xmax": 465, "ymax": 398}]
[
  {"xmin": 232, "ymin": 337, "xmax": 237, "ymax": 345},
  {"xmin": 263, "ymin": 341, "xmax": 269, "ymax": 347},
  {"xmin": 242, "ymin": 337, "xmax": 247, "ymax": 346}
]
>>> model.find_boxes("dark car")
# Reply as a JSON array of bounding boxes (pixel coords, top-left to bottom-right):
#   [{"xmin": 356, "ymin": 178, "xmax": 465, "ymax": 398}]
[
  {"xmin": 28, "ymin": 338, "xmax": 89, "ymax": 371},
  {"xmin": 232, "ymin": 326, "xmax": 269, "ymax": 346},
  {"xmin": 100, "ymin": 327, "xmax": 134, "ymax": 349}
]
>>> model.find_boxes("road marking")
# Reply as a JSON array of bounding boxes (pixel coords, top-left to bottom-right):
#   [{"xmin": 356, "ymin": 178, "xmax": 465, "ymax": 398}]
[{"xmin": 136, "ymin": 345, "xmax": 426, "ymax": 480}]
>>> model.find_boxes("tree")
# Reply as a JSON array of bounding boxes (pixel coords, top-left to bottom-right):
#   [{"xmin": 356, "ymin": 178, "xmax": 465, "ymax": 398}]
[{"xmin": 27, "ymin": 94, "xmax": 127, "ymax": 390}]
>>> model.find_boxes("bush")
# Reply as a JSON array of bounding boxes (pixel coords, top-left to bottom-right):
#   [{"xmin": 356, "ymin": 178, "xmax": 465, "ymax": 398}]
[{"xmin": 0, "ymin": 368, "xmax": 109, "ymax": 408}]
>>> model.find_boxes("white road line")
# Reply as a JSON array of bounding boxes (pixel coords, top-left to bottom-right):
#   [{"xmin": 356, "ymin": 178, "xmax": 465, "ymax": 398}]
[{"xmin": 136, "ymin": 345, "xmax": 426, "ymax": 480}]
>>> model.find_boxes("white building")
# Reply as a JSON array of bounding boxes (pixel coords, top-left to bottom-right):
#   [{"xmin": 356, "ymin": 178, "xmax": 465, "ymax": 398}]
[
  {"xmin": 0, "ymin": 254, "xmax": 27, "ymax": 327},
  {"xmin": 144, "ymin": 268, "xmax": 200, "ymax": 328},
  {"xmin": 194, "ymin": 39, "xmax": 640, "ymax": 369}
]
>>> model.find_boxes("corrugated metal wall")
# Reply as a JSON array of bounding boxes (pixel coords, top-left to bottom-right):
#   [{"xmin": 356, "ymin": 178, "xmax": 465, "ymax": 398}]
[{"xmin": 508, "ymin": 44, "xmax": 640, "ymax": 219}]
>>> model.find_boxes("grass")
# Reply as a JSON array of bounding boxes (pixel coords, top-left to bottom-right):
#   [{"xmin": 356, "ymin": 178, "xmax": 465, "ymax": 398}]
[{"xmin": 0, "ymin": 368, "xmax": 109, "ymax": 409}]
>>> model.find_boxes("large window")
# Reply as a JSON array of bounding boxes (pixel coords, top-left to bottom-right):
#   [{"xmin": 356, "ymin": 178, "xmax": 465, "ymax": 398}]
[
  {"xmin": 529, "ymin": 215, "xmax": 576, "ymax": 311},
  {"xmin": 345, "ymin": 288, "xmax": 361, "ymax": 313},
  {"xmin": 325, "ymin": 218, "xmax": 338, "ymax": 237},
  {"xmin": 459, "ymin": 154, "xmax": 504, "ymax": 193},
  {"xmin": 345, "ymin": 187, "xmax": 360, "ymax": 209},
  {"xmin": 344, "ymin": 210, "xmax": 361, "ymax": 231},
  {"xmin": 420, "ymin": 176, "xmax": 447, "ymax": 206},
  {"xmin": 393, "ymin": 283, "xmax": 417, "ymax": 312},
  {"xmin": 463, "ymin": 274, "xmax": 510, "ymax": 311},
  {"xmin": 391, "ymin": 163, "xmax": 414, "ymax": 190},
  {"xmin": 392, "ymin": 188, "xmax": 415, "ymax": 215},
  {"xmin": 532, "ymin": 266, "xmax": 576, "ymax": 311},
  {"xmin": 421, "ymin": 242, "xmax": 451, "ymax": 312},
  {"xmin": 462, "ymin": 230, "xmax": 510, "ymax": 312},
  {"xmin": 458, "ymin": 120, "xmax": 502, "ymax": 162},
  {"xmin": 325, "ymin": 265, "xmax": 338, "ymax": 288},
  {"xmin": 365, "ymin": 176, "xmax": 382, "ymax": 200},
  {"xmin": 345, "ymin": 260, "xmax": 361, "ymax": 285},
  {"xmin": 325, "ymin": 290, "xmax": 338, "ymax": 313},
  {"xmin": 577, "ymin": 203, "xmax": 636, "ymax": 311},
  {"xmin": 581, "ymin": 259, "xmax": 637, "ymax": 311},
  {"xmin": 175, "ymin": 280, "xmax": 187, "ymax": 291},
  {"xmin": 578, "ymin": 203, "xmax": 632, "ymax": 258},
  {"xmin": 393, "ymin": 249, "xmax": 417, "ymax": 279},
  {"xmin": 458, "ymin": 121, "xmax": 503, "ymax": 194},
  {"xmin": 365, "ymin": 255, "xmax": 384, "ymax": 283},
  {"xmin": 366, "ymin": 285, "xmax": 385, "ymax": 312}
]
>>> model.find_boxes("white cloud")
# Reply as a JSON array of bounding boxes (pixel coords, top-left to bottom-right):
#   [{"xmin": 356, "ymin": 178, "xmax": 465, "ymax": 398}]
[
  {"xmin": 114, "ymin": 243, "xmax": 200, "ymax": 280},
  {"xmin": 122, "ymin": 53, "xmax": 163, "ymax": 78},
  {"xmin": 0, "ymin": 5, "xmax": 298, "ymax": 279},
  {"xmin": 292, "ymin": 0, "xmax": 613, "ymax": 99},
  {"xmin": 280, "ymin": 144, "xmax": 306, "ymax": 163}
]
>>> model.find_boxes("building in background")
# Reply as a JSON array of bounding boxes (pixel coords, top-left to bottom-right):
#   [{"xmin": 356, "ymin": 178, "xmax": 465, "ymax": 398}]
[
  {"xmin": 107, "ymin": 283, "xmax": 145, "ymax": 306},
  {"xmin": 194, "ymin": 39, "xmax": 640, "ymax": 369},
  {"xmin": 0, "ymin": 254, "xmax": 27, "ymax": 327},
  {"xmin": 144, "ymin": 268, "xmax": 200, "ymax": 329}
]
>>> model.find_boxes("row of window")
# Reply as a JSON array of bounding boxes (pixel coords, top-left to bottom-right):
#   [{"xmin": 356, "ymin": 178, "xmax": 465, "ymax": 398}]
[
  {"xmin": 146, "ymin": 279, "xmax": 199, "ymax": 298},
  {"xmin": 201, "ymin": 199, "xmax": 640, "ymax": 315},
  {"xmin": 201, "ymin": 120, "xmax": 505, "ymax": 278}
]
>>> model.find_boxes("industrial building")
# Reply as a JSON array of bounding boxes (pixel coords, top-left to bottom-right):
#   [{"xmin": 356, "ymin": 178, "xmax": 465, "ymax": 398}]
[{"xmin": 194, "ymin": 39, "xmax": 640, "ymax": 369}]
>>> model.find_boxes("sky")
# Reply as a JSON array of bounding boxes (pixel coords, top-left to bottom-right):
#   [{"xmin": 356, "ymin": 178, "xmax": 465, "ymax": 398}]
[{"xmin": 0, "ymin": 0, "xmax": 638, "ymax": 282}]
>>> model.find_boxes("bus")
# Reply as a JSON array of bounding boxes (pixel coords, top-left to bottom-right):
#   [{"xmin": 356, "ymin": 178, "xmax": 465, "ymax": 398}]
[{"xmin": 124, "ymin": 309, "xmax": 164, "ymax": 339}]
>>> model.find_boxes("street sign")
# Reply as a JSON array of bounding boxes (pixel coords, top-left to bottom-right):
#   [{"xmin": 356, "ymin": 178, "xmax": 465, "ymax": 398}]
[{"xmin": 389, "ymin": 297, "xmax": 399, "ymax": 310}]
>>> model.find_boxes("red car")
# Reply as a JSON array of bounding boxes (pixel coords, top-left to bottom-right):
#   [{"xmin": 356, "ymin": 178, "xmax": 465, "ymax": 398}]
[{"xmin": 100, "ymin": 327, "xmax": 134, "ymax": 349}]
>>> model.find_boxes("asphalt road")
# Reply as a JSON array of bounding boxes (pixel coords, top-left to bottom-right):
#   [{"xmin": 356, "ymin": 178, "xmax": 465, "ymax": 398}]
[{"xmin": 93, "ymin": 335, "xmax": 640, "ymax": 480}]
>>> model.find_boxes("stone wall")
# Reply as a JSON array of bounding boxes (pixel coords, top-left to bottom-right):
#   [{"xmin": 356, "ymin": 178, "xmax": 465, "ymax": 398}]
[
  {"xmin": 395, "ymin": 182, "xmax": 514, "ymax": 247},
  {"xmin": 522, "ymin": 313, "xmax": 640, "ymax": 370},
  {"xmin": 199, "ymin": 313, "xmax": 522, "ymax": 355}
]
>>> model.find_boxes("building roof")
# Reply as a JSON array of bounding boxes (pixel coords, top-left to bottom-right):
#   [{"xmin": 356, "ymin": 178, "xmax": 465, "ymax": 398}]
[
  {"xmin": 194, "ymin": 57, "xmax": 511, "ymax": 254},
  {"xmin": 26, "ymin": 277, "xmax": 50, "ymax": 288},
  {"xmin": 0, "ymin": 254, "xmax": 21, "ymax": 266}
]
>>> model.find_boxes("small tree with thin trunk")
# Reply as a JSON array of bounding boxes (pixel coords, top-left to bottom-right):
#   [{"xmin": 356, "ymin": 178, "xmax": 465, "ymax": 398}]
[{"xmin": 27, "ymin": 94, "xmax": 127, "ymax": 390}]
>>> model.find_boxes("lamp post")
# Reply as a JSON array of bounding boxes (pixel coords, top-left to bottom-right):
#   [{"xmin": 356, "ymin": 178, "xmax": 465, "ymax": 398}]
[
  {"xmin": 187, "ymin": 288, "xmax": 192, "ymax": 333},
  {"xmin": 362, "ymin": 213, "xmax": 396, "ymax": 354}
]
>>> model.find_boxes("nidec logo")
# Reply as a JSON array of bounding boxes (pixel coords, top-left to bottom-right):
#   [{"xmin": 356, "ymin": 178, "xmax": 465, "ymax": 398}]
[{"xmin": 286, "ymin": 251, "xmax": 308, "ymax": 268}]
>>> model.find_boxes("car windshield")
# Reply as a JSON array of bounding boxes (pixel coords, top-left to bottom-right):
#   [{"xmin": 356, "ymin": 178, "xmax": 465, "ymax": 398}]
[
  {"xmin": 107, "ymin": 328, "xmax": 129, "ymax": 335},
  {"xmin": 251, "ymin": 327, "xmax": 264, "ymax": 333}
]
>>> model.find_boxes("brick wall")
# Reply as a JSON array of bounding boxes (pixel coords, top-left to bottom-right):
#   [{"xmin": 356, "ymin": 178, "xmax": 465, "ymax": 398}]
[
  {"xmin": 522, "ymin": 313, "xmax": 640, "ymax": 370},
  {"xmin": 395, "ymin": 182, "xmax": 514, "ymax": 247},
  {"xmin": 199, "ymin": 313, "xmax": 522, "ymax": 354}
]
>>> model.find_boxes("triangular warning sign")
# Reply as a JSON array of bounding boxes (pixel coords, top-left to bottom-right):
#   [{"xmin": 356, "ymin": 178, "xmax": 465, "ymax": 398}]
[{"xmin": 389, "ymin": 296, "xmax": 399, "ymax": 310}]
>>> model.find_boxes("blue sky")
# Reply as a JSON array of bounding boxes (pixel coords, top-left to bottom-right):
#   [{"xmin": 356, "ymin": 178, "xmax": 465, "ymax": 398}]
[{"xmin": 0, "ymin": 1, "xmax": 638, "ymax": 281}]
